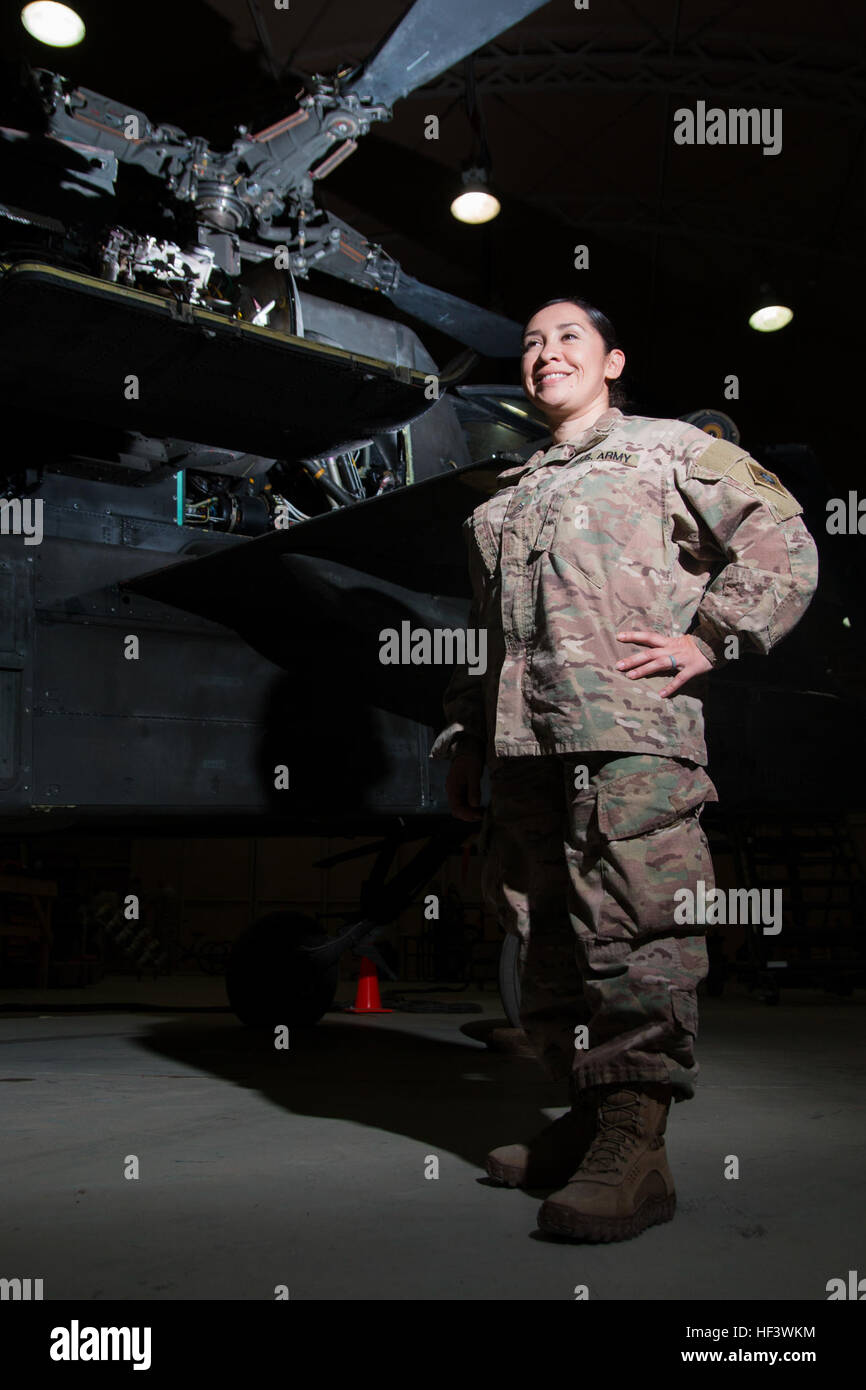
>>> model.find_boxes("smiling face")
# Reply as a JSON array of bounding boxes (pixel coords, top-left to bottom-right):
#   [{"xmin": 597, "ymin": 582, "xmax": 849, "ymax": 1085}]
[{"xmin": 521, "ymin": 302, "xmax": 625, "ymax": 432}]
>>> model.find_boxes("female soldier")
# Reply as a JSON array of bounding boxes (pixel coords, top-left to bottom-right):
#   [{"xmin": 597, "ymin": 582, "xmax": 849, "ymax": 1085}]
[{"xmin": 430, "ymin": 296, "xmax": 819, "ymax": 1242}]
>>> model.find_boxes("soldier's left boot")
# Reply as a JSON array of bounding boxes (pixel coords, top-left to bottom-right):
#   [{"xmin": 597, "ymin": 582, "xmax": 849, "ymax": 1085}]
[{"xmin": 536, "ymin": 1082, "xmax": 675, "ymax": 1242}]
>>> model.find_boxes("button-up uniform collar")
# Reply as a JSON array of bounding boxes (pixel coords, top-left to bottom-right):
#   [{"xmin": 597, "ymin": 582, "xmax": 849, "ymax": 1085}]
[{"xmin": 524, "ymin": 407, "xmax": 623, "ymax": 471}]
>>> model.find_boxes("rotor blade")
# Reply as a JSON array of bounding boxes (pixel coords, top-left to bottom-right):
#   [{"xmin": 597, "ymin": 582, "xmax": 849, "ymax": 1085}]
[
  {"xmin": 346, "ymin": 0, "xmax": 549, "ymax": 106},
  {"xmin": 385, "ymin": 273, "xmax": 523, "ymax": 357},
  {"xmin": 305, "ymin": 211, "xmax": 522, "ymax": 357}
]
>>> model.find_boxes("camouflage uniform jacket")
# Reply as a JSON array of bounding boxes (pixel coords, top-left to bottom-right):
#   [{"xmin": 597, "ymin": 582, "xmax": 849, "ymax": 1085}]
[{"xmin": 430, "ymin": 407, "xmax": 819, "ymax": 767}]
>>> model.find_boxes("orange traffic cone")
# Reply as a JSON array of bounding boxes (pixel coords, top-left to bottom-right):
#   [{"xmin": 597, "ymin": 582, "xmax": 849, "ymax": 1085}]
[{"xmin": 347, "ymin": 955, "xmax": 393, "ymax": 1014}]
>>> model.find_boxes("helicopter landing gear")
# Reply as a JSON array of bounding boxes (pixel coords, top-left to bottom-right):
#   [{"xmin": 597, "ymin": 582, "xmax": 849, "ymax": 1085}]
[
  {"xmin": 498, "ymin": 932, "xmax": 522, "ymax": 1028},
  {"xmin": 225, "ymin": 821, "xmax": 474, "ymax": 1028}
]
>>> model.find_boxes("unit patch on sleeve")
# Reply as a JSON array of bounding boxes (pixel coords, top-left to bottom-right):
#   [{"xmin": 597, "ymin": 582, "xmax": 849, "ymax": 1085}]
[{"xmin": 691, "ymin": 438, "xmax": 803, "ymax": 522}]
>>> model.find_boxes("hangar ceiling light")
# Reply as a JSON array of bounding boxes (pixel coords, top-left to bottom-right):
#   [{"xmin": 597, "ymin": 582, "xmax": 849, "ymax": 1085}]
[
  {"xmin": 749, "ymin": 286, "xmax": 794, "ymax": 332},
  {"xmin": 451, "ymin": 168, "xmax": 501, "ymax": 225},
  {"xmin": 749, "ymin": 304, "xmax": 794, "ymax": 332},
  {"xmin": 20, "ymin": 2, "xmax": 85, "ymax": 47}
]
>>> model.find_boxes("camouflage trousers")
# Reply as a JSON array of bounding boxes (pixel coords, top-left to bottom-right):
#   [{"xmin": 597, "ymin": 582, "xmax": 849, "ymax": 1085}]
[{"xmin": 481, "ymin": 752, "xmax": 717, "ymax": 1103}]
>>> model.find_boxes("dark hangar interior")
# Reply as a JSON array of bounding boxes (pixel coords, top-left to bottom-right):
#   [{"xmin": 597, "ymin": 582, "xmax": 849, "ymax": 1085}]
[{"xmin": 0, "ymin": 0, "xmax": 863, "ymax": 1326}]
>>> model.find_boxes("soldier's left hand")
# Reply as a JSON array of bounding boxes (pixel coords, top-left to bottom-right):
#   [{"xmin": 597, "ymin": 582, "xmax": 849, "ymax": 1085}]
[{"xmin": 614, "ymin": 630, "xmax": 712, "ymax": 697}]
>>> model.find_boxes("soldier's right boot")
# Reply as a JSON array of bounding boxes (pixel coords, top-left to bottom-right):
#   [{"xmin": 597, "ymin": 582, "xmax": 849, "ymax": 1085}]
[
  {"xmin": 485, "ymin": 1078, "xmax": 596, "ymax": 1188},
  {"xmin": 536, "ymin": 1083, "xmax": 675, "ymax": 1241}
]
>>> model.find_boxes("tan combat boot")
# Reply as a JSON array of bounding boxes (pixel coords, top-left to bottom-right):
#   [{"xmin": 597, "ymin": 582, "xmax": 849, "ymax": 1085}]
[
  {"xmin": 486, "ymin": 1082, "xmax": 597, "ymax": 1188},
  {"xmin": 536, "ymin": 1083, "xmax": 675, "ymax": 1240}
]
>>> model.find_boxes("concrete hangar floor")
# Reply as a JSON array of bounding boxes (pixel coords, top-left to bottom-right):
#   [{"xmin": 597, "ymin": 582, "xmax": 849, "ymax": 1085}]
[{"xmin": 0, "ymin": 972, "xmax": 860, "ymax": 1301}]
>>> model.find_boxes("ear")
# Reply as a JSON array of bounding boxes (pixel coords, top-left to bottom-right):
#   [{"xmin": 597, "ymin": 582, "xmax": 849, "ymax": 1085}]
[{"xmin": 606, "ymin": 348, "xmax": 626, "ymax": 380}]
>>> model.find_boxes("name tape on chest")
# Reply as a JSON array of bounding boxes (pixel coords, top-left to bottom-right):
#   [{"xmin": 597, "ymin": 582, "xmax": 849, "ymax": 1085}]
[
  {"xmin": 579, "ymin": 449, "xmax": 639, "ymax": 466},
  {"xmin": 528, "ymin": 446, "xmax": 640, "ymax": 470}
]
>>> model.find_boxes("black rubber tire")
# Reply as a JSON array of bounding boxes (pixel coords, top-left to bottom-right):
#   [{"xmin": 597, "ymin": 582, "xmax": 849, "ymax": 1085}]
[
  {"xmin": 498, "ymin": 933, "xmax": 522, "ymax": 1028},
  {"xmin": 226, "ymin": 911, "xmax": 338, "ymax": 1028}
]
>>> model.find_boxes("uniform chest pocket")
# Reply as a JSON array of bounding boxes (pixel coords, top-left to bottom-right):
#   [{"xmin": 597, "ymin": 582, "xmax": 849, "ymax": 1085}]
[{"xmin": 531, "ymin": 488, "xmax": 643, "ymax": 590}]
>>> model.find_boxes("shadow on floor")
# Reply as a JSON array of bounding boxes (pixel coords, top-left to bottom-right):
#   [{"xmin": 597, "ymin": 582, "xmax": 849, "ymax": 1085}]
[{"xmin": 137, "ymin": 1012, "xmax": 567, "ymax": 1184}]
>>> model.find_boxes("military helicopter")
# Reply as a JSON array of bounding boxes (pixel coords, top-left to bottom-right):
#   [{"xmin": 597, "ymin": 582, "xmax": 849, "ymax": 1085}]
[{"xmin": 0, "ymin": 0, "xmax": 558, "ymax": 1026}]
